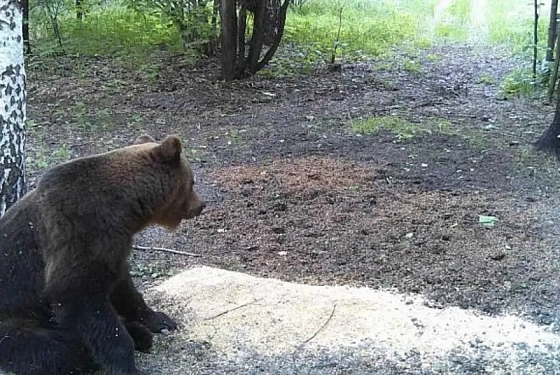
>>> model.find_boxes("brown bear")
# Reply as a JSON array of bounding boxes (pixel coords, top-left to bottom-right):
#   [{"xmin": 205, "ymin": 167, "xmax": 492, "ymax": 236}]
[{"xmin": 0, "ymin": 134, "xmax": 206, "ymax": 375}]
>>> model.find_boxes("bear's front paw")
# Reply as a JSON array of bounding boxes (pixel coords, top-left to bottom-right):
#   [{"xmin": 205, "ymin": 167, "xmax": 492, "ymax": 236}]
[
  {"xmin": 140, "ymin": 310, "xmax": 178, "ymax": 333},
  {"xmin": 125, "ymin": 321, "xmax": 154, "ymax": 353}
]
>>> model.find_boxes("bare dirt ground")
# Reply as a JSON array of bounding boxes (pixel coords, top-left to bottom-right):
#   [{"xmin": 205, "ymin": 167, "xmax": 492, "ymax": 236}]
[{"xmin": 25, "ymin": 43, "xmax": 560, "ymax": 369}]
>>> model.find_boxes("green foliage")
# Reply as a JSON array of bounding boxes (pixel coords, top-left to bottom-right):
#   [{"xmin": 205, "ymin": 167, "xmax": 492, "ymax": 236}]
[
  {"xmin": 123, "ymin": 0, "xmax": 217, "ymax": 51},
  {"xmin": 431, "ymin": 0, "xmax": 469, "ymax": 42},
  {"xmin": 284, "ymin": 0, "xmax": 432, "ymax": 62},
  {"xmin": 72, "ymin": 101, "xmax": 115, "ymax": 132},
  {"xmin": 487, "ymin": 1, "xmax": 548, "ymax": 55},
  {"xmin": 497, "ymin": 66, "xmax": 548, "ymax": 98},
  {"xmin": 448, "ymin": 0, "xmax": 471, "ymax": 19},
  {"xmin": 29, "ymin": 0, "xmax": 217, "ymax": 68},
  {"xmin": 259, "ymin": 0, "xmax": 438, "ymax": 76},
  {"xmin": 426, "ymin": 54, "xmax": 440, "ymax": 62},
  {"xmin": 31, "ymin": 5, "xmax": 183, "ymax": 59},
  {"xmin": 27, "ymin": 143, "xmax": 70, "ymax": 171},
  {"xmin": 478, "ymin": 73, "xmax": 497, "ymax": 85},
  {"xmin": 27, "ymin": 0, "xmax": 550, "ymax": 83},
  {"xmin": 433, "ymin": 23, "xmax": 468, "ymax": 42},
  {"xmin": 403, "ymin": 60, "xmax": 421, "ymax": 73}
]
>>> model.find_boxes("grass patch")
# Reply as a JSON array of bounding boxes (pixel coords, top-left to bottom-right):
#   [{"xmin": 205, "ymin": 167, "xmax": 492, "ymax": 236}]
[
  {"xmin": 487, "ymin": 1, "xmax": 547, "ymax": 53},
  {"xmin": 511, "ymin": 145, "xmax": 560, "ymax": 187},
  {"xmin": 350, "ymin": 115, "xmax": 454, "ymax": 141},
  {"xmin": 430, "ymin": 0, "xmax": 470, "ymax": 42},
  {"xmin": 461, "ymin": 128, "xmax": 489, "ymax": 150},
  {"xmin": 478, "ymin": 72, "xmax": 497, "ymax": 85},
  {"xmin": 497, "ymin": 66, "xmax": 548, "ymax": 98},
  {"xmin": 403, "ymin": 60, "xmax": 422, "ymax": 73}
]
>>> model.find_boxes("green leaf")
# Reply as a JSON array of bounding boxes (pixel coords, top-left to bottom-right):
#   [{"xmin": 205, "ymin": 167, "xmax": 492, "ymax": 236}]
[{"xmin": 479, "ymin": 215, "xmax": 499, "ymax": 228}]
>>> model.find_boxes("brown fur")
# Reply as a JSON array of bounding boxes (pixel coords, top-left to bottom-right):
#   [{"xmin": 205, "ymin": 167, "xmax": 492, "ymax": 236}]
[{"xmin": 0, "ymin": 134, "xmax": 205, "ymax": 375}]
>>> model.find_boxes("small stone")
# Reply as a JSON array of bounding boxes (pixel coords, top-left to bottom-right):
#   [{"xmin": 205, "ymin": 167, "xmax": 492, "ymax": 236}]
[{"xmin": 272, "ymin": 226, "xmax": 285, "ymax": 234}]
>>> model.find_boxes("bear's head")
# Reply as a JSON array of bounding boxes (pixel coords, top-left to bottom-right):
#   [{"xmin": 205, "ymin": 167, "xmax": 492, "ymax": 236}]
[{"xmin": 132, "ymin": 134, "xmax": 206, "ymax": 230}]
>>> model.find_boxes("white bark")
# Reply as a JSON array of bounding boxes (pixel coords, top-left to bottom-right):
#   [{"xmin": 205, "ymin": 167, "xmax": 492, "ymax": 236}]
[{"xmin": 0, "ymin": 0, "xmax": 26, "ymax": 216}]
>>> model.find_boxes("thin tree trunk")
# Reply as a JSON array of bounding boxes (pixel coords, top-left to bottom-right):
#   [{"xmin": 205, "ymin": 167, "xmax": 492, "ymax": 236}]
[
  {"xmin": 76, "ymin": 0, "xmax": 83, "ymax": 20},
  {"xmin": 547, "ymin": 0, "xmax": 559, "ymax": 62},
  {"xmin": 211, "ymin": 0, "xmax": 219, "ymax": 30},
  {"xmin": 263, "ymin": 0, "xmax": 280, "ymax": 46},
  {"xmin": 21, "ymin": 0, "xmax": 30, "ymax": 53},
  {"xmin": 533, "ymin": 0, "xmax": 539, "ymax": 79},
  {"xmin": 209, "ymin": 0, "xmax": 219, "ymax": 54},
  {"xmin": 257, "ymin": 0, "xmax": 290, "ymax": 71},
  {"xmin": 246, "ymin": 1, "xmax": 266, "ymax": 74},
  {"xmin": 547, "ymin": 25, "xmax": 560, "ymax": 102},
  {"xmin": 0, "ymin": 0, "xmax": 27, "ymax": 216},
  {"xmin": 236, "ymin": 4, "xmax": 248, "ymax": 74},
  {"xmin": 219, "ymin": 0, "xmax": 237, "ymax": 81}
]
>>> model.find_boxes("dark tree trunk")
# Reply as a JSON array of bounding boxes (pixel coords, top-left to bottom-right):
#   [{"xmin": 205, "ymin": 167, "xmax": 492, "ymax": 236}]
[
  {"xmin": 257, "ymin": 0, "xmax": 290, "ymax": 71},
  {"xmin": 245, "ymin": 0, "xmax": 266, "ymax": 74},
  {"xmin": 76, "ymin": 0, "xmax": 83, "ymax": 21},
  {"xmin": 547, "ymin": 0, "xmax": 559, "ymax": 62},
  {"xmin": 219, "ymin": 0, "xmax": 237, "ymax": 81},
  {"xmin": 236, "ymin": 4, "xmax": 248, "ymax": 74},
  {"xmin": 535, "ymin": 93, "xmax": 560, "ymax": 159},
  {"xmin": 21, "ymin": 0, "xmax": 30, "ymax": 54},
  {"xmin": 263, "ymin": 0, "xmax": 280, "ymax": 46},
  {"xmin": 218, "ymin": 0, "xmax": 290, "ymax": 81},
  {"xmin": 208, "ymin": 0, "xmax": 220, "ymax": 55}
]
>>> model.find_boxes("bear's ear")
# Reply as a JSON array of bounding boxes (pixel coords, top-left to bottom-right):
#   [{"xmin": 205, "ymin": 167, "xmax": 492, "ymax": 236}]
[
  {"xmin": 154, "ymin": 135, "xmax": 182, "ymax": 163},
  {"xmin": 134, "ymin": 135, "xmax": 156, "ymax": 145}
]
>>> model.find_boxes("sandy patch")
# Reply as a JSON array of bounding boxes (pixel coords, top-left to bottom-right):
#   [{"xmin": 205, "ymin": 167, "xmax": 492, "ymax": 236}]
[{"xmin": 136, "ymin": 266, "xmax": 560, "ymax": 374}]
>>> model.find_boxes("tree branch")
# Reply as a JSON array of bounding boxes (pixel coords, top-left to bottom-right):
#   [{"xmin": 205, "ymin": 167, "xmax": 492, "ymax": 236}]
[
  {"xmin": 133, "ymin": 245, "xmax": 201, "ymax": 257},
  {"xmin": 204, "ymin": 298, "xmax": 264, "ymax": 320}
]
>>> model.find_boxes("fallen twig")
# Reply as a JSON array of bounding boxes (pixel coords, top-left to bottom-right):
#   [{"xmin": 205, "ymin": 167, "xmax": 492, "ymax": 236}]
[
  {"xmin": 292, "ymin": 304, "xmax": 337, "ymax": 373},
  {"xmin": 171, "ymin": 101, "xmax": 188, "ymax": 116},
  {"xmin": 132, "ymin": 245, "xmax": 201, "ymax": 257},
  {"xmin": 204, "ymin": 298, "xmax": 264, "ymax": 321},
  {"xmin": 294, "ymin": 304, "xmax": 337, "ymax": 353}
]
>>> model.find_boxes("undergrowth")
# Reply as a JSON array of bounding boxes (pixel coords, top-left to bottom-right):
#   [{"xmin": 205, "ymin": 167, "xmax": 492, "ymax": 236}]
[
  {"xmin": 29, "ymin": 3, "xmax": 188, "ymax": 71},
  {"xmin": 28, "ymin": 0, "xmax": 550, "ymax": 85},
  {"xmin": 284, "ymin": 0, "xmax": 434, "ymax": 59},
  {"xmin": 263, "ymin": 0, "xmax": 435, "ymax": 76}
]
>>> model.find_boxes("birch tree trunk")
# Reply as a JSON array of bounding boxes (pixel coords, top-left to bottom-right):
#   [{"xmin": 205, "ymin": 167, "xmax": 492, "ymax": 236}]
[{"xmin": 0, "ymin": 0, "xmax": 27, "ymax": 216}]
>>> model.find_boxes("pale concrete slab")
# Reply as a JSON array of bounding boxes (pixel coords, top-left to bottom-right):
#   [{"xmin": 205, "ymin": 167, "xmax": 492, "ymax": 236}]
[{"xmin": 137, "ymin": 266, "xmax": 560, "ymax": 374}]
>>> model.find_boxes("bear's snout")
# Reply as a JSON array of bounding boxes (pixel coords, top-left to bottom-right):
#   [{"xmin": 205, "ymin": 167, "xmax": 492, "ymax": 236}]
[{"xmin": 192, "ymin": 200, "xmax": 206, "ymax": 216}]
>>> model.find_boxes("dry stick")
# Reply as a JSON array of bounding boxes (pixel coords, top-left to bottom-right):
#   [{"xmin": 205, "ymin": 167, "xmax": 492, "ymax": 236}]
[
  {"xmin": 533, "ymin": 0, "xmax": 539, "ymax": 80},
  {"xmin": 293, "ymin": 304, "xmax": 337, "ymax": 352},
  {"xmin": 132, "ymin": 245, "xmax": 202, "ymax": 257},
  {"xmin": 204, "ymin": 298, "xmax": 264, "ymax": 321},
  {"xmin": 291, "ymin": 304, "xmax": 337, "ymax": 374},
  {"xmin": 330, "ymin": 7, "xmax": 344, "ymax": 65}
]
